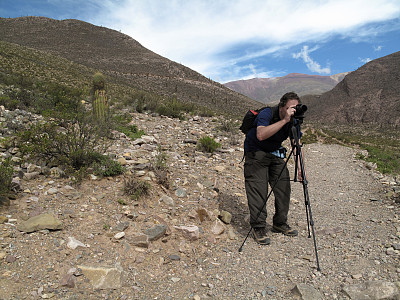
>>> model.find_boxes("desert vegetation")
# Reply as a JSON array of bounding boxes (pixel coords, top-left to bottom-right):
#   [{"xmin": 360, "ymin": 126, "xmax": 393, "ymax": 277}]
[
  {"xmin": 0, "ymin": 41, "xmax": 216, "ymax": 120},
  {"xmin": 0, "ymin": 41, "xmax": 223, "ymax": 197}
]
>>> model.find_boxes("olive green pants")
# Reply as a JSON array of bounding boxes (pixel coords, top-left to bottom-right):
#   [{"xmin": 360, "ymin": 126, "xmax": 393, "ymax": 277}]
[{"xmin": 244, "ymin": 151, "xmax": 291, "ymax": 228}]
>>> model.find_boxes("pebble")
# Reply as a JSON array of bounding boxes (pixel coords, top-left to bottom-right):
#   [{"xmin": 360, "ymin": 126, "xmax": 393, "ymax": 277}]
[{"xmin": 114, "ymin": 232, "xmax": 125, "ymax": 239}]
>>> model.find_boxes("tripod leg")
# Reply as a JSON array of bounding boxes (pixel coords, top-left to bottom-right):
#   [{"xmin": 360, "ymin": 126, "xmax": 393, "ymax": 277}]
[
  {"xmin": 291, "ymin": 124, "xmax": 321, "ymax": 271},
  {"xmin": 303, "ymin": 180, "xmax": 321, "ymax": 271},
  {"xmin": 303, "ymin": 183, "xmax": 311, "ymax": 238}
]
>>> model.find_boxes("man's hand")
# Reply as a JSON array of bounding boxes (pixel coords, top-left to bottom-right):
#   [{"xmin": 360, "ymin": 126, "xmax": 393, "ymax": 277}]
[
  {"xmin": 283, "ymin": 105, "xmax": 296, "ymax": 123},
  {"xmin": 297, "ymin": 169, "xmax": 303, "ymax": 182}
]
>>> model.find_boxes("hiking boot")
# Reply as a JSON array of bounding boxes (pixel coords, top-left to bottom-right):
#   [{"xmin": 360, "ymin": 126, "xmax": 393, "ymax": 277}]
[
  {"xmin": 252, "ymin": 227, "xmax": 271, "ymax": 245},
  {"xmin": 272, "ymin": 223, "xmax": 298, "ymax": 237}
]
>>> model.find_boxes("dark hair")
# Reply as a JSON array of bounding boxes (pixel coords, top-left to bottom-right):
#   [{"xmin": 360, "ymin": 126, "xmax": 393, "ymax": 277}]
[{"xmin": 279, "ymin": 92, "xmax": 301, "ymax": 107}]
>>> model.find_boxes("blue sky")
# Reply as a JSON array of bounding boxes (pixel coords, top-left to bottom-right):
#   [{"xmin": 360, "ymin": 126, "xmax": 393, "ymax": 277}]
[{"xmin": 1, "ymin": 0, "xmax": 400, "ymax": 83}]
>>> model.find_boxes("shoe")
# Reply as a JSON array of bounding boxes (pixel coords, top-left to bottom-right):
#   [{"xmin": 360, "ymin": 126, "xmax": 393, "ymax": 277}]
[
  {"xmin": 252, "ymin": 227, "xmax": 271, "ymax": 245},
  {"xmin": 272, "ymin": 223, "xmax": 298, "ymax": 236}
]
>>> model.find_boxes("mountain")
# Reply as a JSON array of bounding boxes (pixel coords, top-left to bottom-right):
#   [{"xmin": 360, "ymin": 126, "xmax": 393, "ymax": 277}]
[
  {"xmin": 224, "ymin": 73, "xmax": 348, "ymax": 104},
  {"xmin": 0, "ymin": 16, "xmax": 259, "ymax": 116},
  {"xmin": 302, "ymin": 51, "xmax": 400, "ymax": 126}
]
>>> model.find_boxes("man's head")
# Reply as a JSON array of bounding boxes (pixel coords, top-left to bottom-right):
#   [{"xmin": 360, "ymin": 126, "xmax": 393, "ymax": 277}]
[
  {"xmin": 279, "ymin": 92, "xmax": 301, "ymax": 107},
  {"xmin": 278, "ymin": 92, "xmax": 301, "ymax": 121}
]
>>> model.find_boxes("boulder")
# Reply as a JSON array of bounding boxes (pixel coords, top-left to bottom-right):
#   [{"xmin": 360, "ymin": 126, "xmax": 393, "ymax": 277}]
[{"xmin": 17, "ymin": 213, "xmax": 62, "ymax": 233}]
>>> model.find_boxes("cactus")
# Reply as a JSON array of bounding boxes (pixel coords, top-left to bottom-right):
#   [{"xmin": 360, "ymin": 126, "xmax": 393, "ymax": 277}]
[
  {"xmin": 93, "ymin": 89, "xmax": 108, "ymax": 120},
  {"xmin": 92, "ymin": 72, "xmax": 105, "ymax": 91}
]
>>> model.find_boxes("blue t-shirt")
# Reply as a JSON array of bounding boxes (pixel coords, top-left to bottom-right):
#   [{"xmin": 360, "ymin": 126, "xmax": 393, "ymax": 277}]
[{"xmin": 244, "ymin": 106, "xmax": 295, "ymax": 153}]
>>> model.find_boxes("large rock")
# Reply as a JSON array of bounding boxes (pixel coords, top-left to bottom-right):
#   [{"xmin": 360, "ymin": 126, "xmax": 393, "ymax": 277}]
[
  {"xmin": 291, "ymin": 283, "xmax": 324, "ymax": 300},
  {"xmin": 219, "ymin": 210, "xmax": 232, "ymax": 224},
  {"xmin": 143, "ymin": 224, "xmax": 167, "ymax": 241},
  {"xmin": 77, "ymin": 264, "xmax": 123, "ymax": 289},
  {"xmin": 126, "ymin": 234, "xmax": 149, "ymax": 248},
  {"xmin": 23, "ymin": 171, "xmax": 40, "ymax": 180},
  {"xmin": 174, "ymin": 225, "xmax": 200, "ymax": 241},
  {"xmin": 211, "ymin": 219, "xmax": 225, "ymax": 235},
  {"xmin": 342, "ymin": 280, "xmax": 400, "ymax": 300},
  {"xmin": 17, "ymin": 213, "xmax": 63, "ymax": 233}
]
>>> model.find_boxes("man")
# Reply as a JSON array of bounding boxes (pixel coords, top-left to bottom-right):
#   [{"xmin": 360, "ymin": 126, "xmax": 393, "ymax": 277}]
[{"xmin": 244, "ymin": 92, "xmax": 302, "ymax": 245}]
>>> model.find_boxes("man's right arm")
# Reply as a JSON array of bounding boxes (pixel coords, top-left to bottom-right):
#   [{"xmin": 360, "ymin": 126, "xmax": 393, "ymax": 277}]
[
  {"xmin": 256, "ymin": 119, "xmax": 288, "ymax": 141},
  {"xmin": 256, "ymin": 105, "xmax": 295, "ymax": 141}
]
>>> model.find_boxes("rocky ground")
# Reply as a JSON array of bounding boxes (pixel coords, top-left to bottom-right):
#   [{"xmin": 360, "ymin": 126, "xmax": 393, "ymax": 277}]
[{"xmin": 0, "ymin": 108, "xmax": 399, "ymax": 299}]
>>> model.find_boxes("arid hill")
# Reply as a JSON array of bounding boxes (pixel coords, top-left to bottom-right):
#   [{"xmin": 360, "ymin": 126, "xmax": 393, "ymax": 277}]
[
  {"xmin": 0, "ymin": 16, "xmax": 259, "ymax": 116},
  {"xmin": 302, "ymin": 51, "xmax": 400, "ymax": 126},
  {"xmin": 224, "ymin": 73, "xmax": 348, "ymax": 104}
]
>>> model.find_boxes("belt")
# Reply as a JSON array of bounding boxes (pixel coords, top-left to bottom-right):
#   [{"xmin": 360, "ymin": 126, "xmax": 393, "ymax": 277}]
[
  {"xmin": 245, "ymin": 147, "xmax": 287, "ymax": 159},
  {"xmin": 270, "ymin": 147, "xmax": 286, "ymax": 158}
]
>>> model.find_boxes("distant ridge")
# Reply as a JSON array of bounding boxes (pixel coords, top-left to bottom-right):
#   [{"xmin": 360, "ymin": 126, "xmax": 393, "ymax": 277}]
[
  {"xmin": 0, "ymin": 16, "xmax": 260, "ymax": 116},
  {"xmin": 224, "ymin": 72, "xmax": 348, "ymax": 104},
  {"xmin": 302, "ymin": 51, "xmax": 400, "ymax": 126}
]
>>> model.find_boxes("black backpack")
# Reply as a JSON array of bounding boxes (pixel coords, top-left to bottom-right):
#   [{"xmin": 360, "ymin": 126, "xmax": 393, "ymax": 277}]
[
  {"xmin": 240, "ymin": 106, "xmax": 281, "ymax": 134},
  {"xmin": 240, "ymin": 106, "xmax": 280, "ymax": 134}
]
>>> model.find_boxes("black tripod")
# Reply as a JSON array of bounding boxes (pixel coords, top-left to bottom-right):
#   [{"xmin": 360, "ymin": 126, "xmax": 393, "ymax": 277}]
[{"xmin": 239, "ymin": 118, "xmax": 321, "ymax": 272}]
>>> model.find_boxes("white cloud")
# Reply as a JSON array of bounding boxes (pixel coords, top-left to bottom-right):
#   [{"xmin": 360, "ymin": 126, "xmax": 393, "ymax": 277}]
[
  {"xmin": 292, "ymin": 46, "xmax": 330, "ymax": 74},
  {"xmin": 227, "ymin": 64, "xmax": 278, "ymax": 82},
  {"xmin": 90, "ymin": 0, "xmax": 400, "ymax": 80},
  {"xmin": 374, "ymin": 45, "xmax": 383, "ymax": 51},
  {"xmin": 359, "ymin": 57, "xmax": 372, "ymax": 64}
]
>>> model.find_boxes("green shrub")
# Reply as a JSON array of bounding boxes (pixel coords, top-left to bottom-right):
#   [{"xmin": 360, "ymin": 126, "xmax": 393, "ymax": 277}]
[
  {"xmin": 112, "ymin": 113, "xmax": 145, "ymax": 140},
  {"xmin": 364, "ymin": 146, "xmax": 400, "ymax": 174},
  {"xmin": 2, "ymin": 86, "xmax": 35, "ymax": 109},
  {"xmin": 301, "ymin": 128, "xmax": 318, "ymax": 144},
  {"xmin": 118, "ymin": 124, "xmax": 145, "ymax": 140},
  {"xmin": 151, "ymin": 145, "xmax": 169, "ymax": 188},
  {"xmin": 217, "ymin": 119, "xmax": 237, "ymax": 133},
  {"xmin": 197, "ymin": 136, "xmax": 221, "ymax": 153},
  {"xmin": 0, "ymin": 95, "xmax": 19, "ymax": 110},
  {"xmin": 92, "ymin": 155, "xmax": 124, "ymax": 177},
  {"xmin": 112, "ymin": 112, "xmax": 132, "ymax": 124},
  {"xmin": 17, "ymin": 107, "xmax": 112, "ymax": 175},
  {"xmin": 0, "ymin": 158, "xmax": 13, "ymax": 196},
  {"xmin": 156, "ymin": 102, "xmax": 184, "ymax": 119},
  {"xmin": 117, "ymin": 198, "xmax": 128, "ymax": 205},
  {"xmin": 155, "ymin": 96, "xmax": 198, "ymax": 119},
  {"xmin": 123, "ymin": 177, "xmax": 151, "ymax": 200},
  {"xmin": 35, "ymin": 84, "xmax": 84, "ymax": 115},
  {"xmin": 92, "ymin": 72, "xmax": 106, "ymax": 92},
  {"xmin": 197, "ymin": 106, "xmax": 215, "ymax": 117},
  {"xmin": 153, "ymin": 145, "xmax": 168, "ymax": 170}
]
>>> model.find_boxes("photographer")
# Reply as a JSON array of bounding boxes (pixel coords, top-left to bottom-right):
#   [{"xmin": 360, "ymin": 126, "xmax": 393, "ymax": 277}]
[{"xmin": 244, "ymin": 92, "xmax": 302, "ymax": 245}]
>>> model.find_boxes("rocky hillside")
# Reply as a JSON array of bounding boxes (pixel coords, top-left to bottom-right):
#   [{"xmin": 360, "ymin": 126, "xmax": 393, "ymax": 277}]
[
  {"xmin": 224, "ymin": 73, "xmax": 348, "ymax": 104},
  {"xmin": 0, "ymin": 16, "xmax": 259, "ymax": 116},
  {"xmin": 303, "ymin": 51, "xmax": 400, "ymax": 126},
  {"xmin": 0, "ymin": 105, "xmax": 399, "ymax": 299}
]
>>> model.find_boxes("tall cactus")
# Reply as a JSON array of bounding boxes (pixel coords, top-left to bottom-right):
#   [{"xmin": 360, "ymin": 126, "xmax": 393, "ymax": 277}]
[{"xmin": 93, "ymin": 89, "xmax": 108, "ymax": 120}]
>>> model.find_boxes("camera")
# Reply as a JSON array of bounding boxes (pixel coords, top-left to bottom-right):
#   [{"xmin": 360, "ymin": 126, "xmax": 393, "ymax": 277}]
[{"xmin": 294, "ymin": 104, "xmax": 307, "ymax": 118}]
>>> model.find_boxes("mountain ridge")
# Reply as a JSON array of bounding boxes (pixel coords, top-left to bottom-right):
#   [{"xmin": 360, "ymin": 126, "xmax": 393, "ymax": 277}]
[
  {"xmin": 224, "ymin": 72, "xmax": 349, "ymax": 104},
  {"xmin": 0, "ymin": 16, "xmax": 260, "ymax": 116},
  {"xmin": 302, "ymin": 51, "xmax": 400, "ymax": 126}
]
